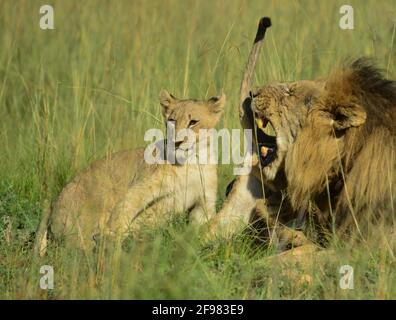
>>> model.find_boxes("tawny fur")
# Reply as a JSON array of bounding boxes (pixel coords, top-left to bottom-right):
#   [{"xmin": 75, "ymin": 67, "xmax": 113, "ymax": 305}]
[
  {"xmin": 34, "ymin": 90, "xmax": 226, "ymax": 255},
  {"xmin": 285, "ymin": 60, "xmax": 396, "ymax": 238},
  {"xmin": 209, "ymin": 59, "xmax": 395, "ymax": 247}
]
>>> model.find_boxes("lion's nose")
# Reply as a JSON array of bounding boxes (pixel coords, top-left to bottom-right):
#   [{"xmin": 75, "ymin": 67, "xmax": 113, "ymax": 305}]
[
  {"xmin": 250, "ymin": 97, "xmax": 259, "ymax": 113},
  {"xmin": 249, "ymin": 88, "xmax": 262, "ymax": 99}
]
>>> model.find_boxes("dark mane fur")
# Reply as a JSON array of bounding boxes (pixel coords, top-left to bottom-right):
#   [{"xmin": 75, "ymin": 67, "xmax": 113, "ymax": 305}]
[
  {"xmin": 287, "ymin": 58, "xmax": 396, "ymax": 240},
  {"xmin": 346, "ymin": 58, "xmax": 396, "ymax": 134}
]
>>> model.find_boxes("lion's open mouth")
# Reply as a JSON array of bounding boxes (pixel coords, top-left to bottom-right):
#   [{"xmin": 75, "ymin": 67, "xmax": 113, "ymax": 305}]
[{"xmin": 254, "ymin": 113, "xmax": 277, "ymax": 167}]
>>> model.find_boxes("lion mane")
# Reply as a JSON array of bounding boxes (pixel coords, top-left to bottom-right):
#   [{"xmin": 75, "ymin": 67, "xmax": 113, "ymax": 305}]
[
  {"xmin": 285, "ymin": 59, "xmax": 396, "ymax": 238},
  {"xmin": 208, "ymin": 17, "xmax": 395, "ymax": 246}
]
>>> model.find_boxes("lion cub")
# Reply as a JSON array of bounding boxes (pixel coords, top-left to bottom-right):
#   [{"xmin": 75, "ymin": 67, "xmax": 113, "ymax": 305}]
[{"xmin": 34, "ymin": 90, "xmax": 225, "ymax": 254}]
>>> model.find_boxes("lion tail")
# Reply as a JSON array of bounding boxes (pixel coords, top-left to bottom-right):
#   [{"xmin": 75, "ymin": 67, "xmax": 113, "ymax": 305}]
[
  {"xmin": 33, "ymin": 199, "xmax": 52, "ymax": 258},
  {"xmin": 239, "ymin": 17, "xmax": 271, "ymax": 128}
]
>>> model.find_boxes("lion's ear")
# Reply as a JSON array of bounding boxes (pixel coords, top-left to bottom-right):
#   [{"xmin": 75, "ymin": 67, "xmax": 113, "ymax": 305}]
[
  {"xmin": 159, "ymin": 89, "xmax": 177, "ymax": 118},
  {"xmin": 207, "ymin": 92, "xmax": 226, "ymax": 114},
  {"xmin": 331, "ymin": 103, "xmax": 367, "ymax": 130}
]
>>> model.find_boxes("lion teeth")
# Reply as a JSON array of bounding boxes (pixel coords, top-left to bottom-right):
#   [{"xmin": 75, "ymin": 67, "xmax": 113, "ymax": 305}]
[
  {"xmin": 260, "ymin": 146, "xmax": 268, "ymax": 157},
  {"xmin": 256, "ymin": 118, "xmax": 263, "ymax": 129}
]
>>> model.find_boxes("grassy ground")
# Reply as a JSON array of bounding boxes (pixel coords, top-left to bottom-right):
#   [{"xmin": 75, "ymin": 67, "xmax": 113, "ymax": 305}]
[{"xmin": 0, "ymin": 0, "xmax": 395, "ymax": 299}]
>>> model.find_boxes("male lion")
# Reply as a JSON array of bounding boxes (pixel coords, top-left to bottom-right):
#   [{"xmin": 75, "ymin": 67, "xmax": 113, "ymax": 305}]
[
  {"xmin": 208, "ymin": 18, "xmax": 395, "ymax": 252},
  {"xmin": 34, "ymin": 90, "xmax": 226, "ymax": 255}
]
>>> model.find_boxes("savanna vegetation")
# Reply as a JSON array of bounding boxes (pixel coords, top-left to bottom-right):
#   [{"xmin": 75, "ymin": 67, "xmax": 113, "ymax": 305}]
[{"xmin": 0, "ymin": 0, "xmax": 395, "ymax": 299}]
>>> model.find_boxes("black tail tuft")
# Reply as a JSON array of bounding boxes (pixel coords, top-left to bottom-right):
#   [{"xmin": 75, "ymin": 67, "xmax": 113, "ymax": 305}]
[{"xmin": 254, "ymin": 17, "xmax": 272, "ymax": 43}]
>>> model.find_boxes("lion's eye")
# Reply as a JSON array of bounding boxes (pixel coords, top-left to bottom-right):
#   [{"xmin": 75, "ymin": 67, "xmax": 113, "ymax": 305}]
[
  {"xmin": 188, "ymin": 120, "xmax": 199, "ymax": 127},
  {"xmin": 279, "ymin": 84, "xmax": 291, "ymax": 96},
  {"xmin": 284, "ymin": 87, "xmax": 293, "ymax": 96}
]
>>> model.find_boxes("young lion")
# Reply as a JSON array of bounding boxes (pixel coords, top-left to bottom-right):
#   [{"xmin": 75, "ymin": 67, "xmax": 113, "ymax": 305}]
[{"xmin": 34, "ymin": 90, "xmax": 225, "ymax": 255}]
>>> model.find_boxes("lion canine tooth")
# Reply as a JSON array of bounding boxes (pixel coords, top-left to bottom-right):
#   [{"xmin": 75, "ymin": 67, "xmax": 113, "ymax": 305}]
[
  {"xmin": 256, "ymin": 118, "xmax": 263, "ymax": 129},
  {"xmin": 260, "ymin": 146, "xmax": 268, "ymax": 157}
]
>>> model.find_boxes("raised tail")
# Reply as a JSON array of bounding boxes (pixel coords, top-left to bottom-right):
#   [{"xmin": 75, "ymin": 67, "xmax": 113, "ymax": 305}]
[
  {"xmin": 239, "ymin": 17, "xmax": 271, "ymax": 129},
  {"xmin": 33, "ymin": 199, "xmax": 52, "ymax": 258}
]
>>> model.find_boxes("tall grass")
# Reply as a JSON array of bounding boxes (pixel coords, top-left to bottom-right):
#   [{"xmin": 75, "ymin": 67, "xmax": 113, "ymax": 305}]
[{"xmin": 0, "ymin": 0, "xmax": 395, "ymax": 299}]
